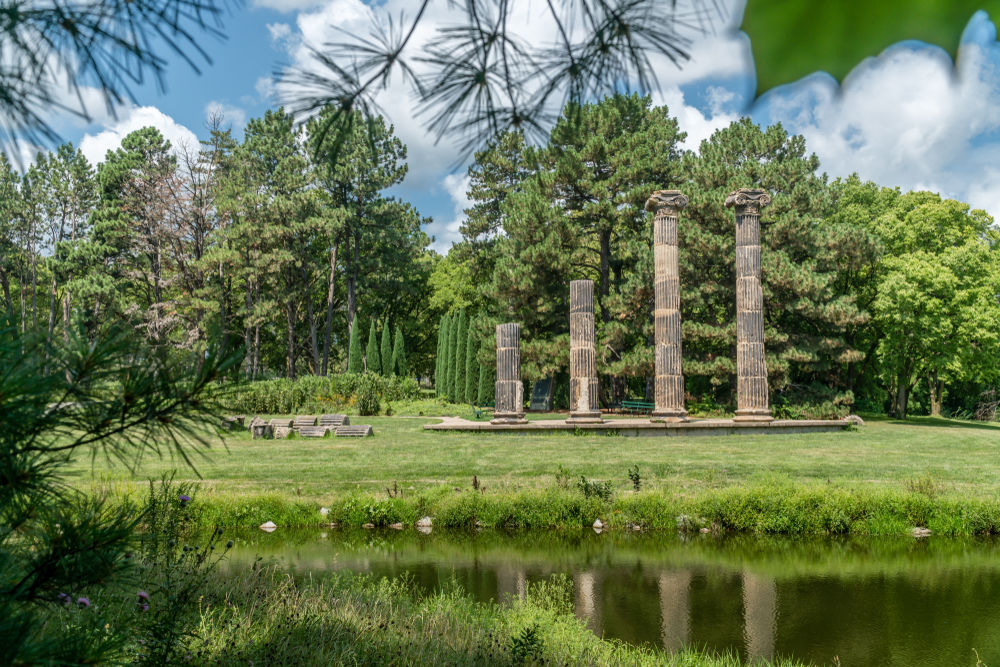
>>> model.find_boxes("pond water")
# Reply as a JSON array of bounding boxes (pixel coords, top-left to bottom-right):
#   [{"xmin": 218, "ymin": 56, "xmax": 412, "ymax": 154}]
[{"xmin": 228, "ymin": 529, "xmax": 1000, "ymax": 667}]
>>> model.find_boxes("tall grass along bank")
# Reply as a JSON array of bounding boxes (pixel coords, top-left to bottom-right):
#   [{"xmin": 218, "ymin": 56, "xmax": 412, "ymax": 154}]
[{"xmin": 137, "ymin": 482, "xmax": 1000, "ymax": 536}]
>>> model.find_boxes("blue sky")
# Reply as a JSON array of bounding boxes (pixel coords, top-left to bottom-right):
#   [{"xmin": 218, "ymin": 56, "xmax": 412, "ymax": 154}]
[{"xmin": 44, "ymin": 1, "xmax": 1000, "ymax": 254}]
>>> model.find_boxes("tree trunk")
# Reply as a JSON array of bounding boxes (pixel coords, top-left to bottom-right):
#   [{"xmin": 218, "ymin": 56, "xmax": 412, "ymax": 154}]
[
  {"xmin": 286, "ymin": 301, "xmax": 296, "ymax": 379},
  {"xmin": 306, "ymin": 288, "xmax": 320, "ymax": 374},
  {"xmin": 598, "ymin": 229, "xmax": 611, "ymax": 323},
  {"xmin": 321, "ymin": 242, "xmax": 338, "ymax": 376},
  {"xmin": 347, "ymin": 229, "xmax": 359, "ymax": 336},
  {"xmin": 62, "ymin": 290, "xmax": 71, "ymax": 342},
  {"xmin": 895, "ymin": 371, "xmax": 909, "ymax": 420},
  {"xmin": 929, "ymin": 370, "xmax": 944, "ymax": 417},
  {"xmin": 0, "ymin": 268, "xmax": 13, "ymax": 319}
]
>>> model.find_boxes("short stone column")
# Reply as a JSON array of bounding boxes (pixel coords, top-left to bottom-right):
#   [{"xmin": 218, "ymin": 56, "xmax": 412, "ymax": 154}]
[
  {"xmin": 646, "ymin": 190, "xmax": 689, "ymax": 422},
  {"xmin": 568, "ymin": 280, "xmax": 603, "ymax": 423},
  {"xmin": 492, "ymin": 323, "xmax": 527, "ymax": 424},
  {"xmin": 725, "ymin": 188, "xmax": 772, "ymax": 422}
]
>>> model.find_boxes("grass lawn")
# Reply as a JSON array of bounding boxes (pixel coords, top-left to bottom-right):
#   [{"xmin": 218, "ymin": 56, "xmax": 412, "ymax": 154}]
[{"xmin": 64, "ymin": 411, "xmax": 1000, "ymax": 503}]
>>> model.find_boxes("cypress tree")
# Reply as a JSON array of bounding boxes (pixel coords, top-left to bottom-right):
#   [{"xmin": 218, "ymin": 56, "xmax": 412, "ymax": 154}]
[
  {"xmin": 478, "ymin": 362, "xmax": 495, "ymax": 405},
  {"xmin": 348, "ymin": 316, "xmax": 363, "ymax": 374},
  {"xmin": 441, "ymin": 314, "xmax": 453, "ymax": 400},
  {"xmin": 435, "ymin": 315, "xmax": 445, "ymax": 391},
  {"xmin": 452, "ymin": 310, "xmax": 467, "ymax": 402},
  {"xmin": 391, "ymin": 325, "xmax": 406, "ymax": 377},
  {"xmin": 465, "ymin": 321, "xmax": 479, "ymax": 404},
  {"xmin": 380, "ymin": 320, "xmax": 393, "ymax": 376},
  {"xmin": 365, "ymin": 319, "xmax": 380, "ymax": 374}
]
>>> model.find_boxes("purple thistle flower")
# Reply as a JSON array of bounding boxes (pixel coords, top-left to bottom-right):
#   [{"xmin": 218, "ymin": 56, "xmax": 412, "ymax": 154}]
[
  {"xmin": 179, "ymin": 494, "xmax": 191, "ymax": 503},
  {"xmin": 58, "ymin": 593, "xmax": 71, "ymax": 605},
  {"xmin": 137, "ymin": 591, "xmax": 150, "ymax": 601},
  {"xmin": 77, "ymin": 597, "xmax": 90, "ymax": 608},
  {"xmin": 141, "ymin": 603, "xmax": 149, "ymax": 612}
]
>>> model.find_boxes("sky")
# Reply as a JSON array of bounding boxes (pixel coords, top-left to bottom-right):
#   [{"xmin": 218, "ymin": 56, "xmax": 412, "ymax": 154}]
[{"xmin": 37, "ymin": 0, "xmax": 1000, "ymax": 255}]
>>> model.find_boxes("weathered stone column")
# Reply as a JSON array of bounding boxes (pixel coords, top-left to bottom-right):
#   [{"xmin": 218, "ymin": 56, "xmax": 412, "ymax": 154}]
[
  {"xmin": 646, "ymin": 190, "xmax": 689, "ymax": 422},
  {"xmin": 568, "ymin": 280, "xmax": 603, "ymax": 423},
  {"xmin": 492, "ymin": 323, "xmax": 528, "ymax": 424},
  {"xmin": 725, "ymin": 188, "xmax": 772, "ymax": 422}
]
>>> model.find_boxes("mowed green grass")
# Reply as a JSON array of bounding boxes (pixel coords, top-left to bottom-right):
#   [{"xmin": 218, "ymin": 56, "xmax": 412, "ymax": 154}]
[{"xmin": 63, "ymin": 414, "xmax": 1000, "ymax": 502}]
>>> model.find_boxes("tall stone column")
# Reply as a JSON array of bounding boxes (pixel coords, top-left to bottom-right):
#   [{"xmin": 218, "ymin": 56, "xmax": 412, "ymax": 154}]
[
  {"xmin": 646, "ymin": 190, "xmax": 689, "ymax": 422},
  {"xmin": 725, "ymin": 188, "xmax": 773, "ymax": 422},
  {"xmin": 568, "ymin": 280, "xmax": 603, "ymax": 423},
  {"xmin": 492, "ymin": 323, "xmax": 528, "ymax": 424}
]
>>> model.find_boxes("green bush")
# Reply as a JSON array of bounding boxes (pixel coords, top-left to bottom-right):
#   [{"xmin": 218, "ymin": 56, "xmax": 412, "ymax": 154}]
[
  {"xmin": 355, "ymin": 374, "xmax": 382, "ymax": 416},
  {"xmin": 222, "ymin": 374, "xmax": 420, "ymax": 415}
]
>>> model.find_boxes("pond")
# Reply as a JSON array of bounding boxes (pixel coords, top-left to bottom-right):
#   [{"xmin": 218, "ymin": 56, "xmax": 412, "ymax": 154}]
[{"xmin": 228, "ymin": 529, "xmax": 1000, "ymax": 667}]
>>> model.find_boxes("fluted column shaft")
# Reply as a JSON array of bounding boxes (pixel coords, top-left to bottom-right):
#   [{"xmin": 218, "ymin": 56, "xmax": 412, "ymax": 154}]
[
  {"xmin": 568, "ymin": 280, "xmax": 603, "ymax": 423},
  {"xmin": 492, "ymin": 323, "xmax": 527, "ymax": 424},
  {"xmin": 646, "ymin": 190, "xmax": 689, "ymax": 422},
  {"xmin": 725, "ymin": 189, "xmax": 772, "ymax": 421}
]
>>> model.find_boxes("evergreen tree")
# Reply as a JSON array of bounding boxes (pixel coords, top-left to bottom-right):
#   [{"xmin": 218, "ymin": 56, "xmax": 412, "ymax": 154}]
[
  {"xmin": 348, "ymin": 315, "xmax": 363, "ymax": 373},
  {"xmin": 392, "ymin": 325, "xmax": 407, "ymax": 377},
  {"xmin": 452, "ymin": 309, "xmax": 467, "ymax": 402},
  {"xmin": 465, "ymin": 320, "xmax": 479, "ymax": 404},
  {"xmin": 435, "ymin": 314, "xmax": 445, "ymax": 391},
  {"xmin": 365, "ymin": 318, "xmax": 380, "ymax": 374},
  {"xmin": 441, "ymin": 313, "xmax": 454, "ymax": 400},
  {"xmin": 679, "ymin": 118, "xmax": 875, "ymax": 407},
  {"xmin": 478, "ymin": 362, "xmax": 496, "ymax": 405},
  {"xmin": 381, "ymin": 319, "xmax": 393, "ymax": 376}
]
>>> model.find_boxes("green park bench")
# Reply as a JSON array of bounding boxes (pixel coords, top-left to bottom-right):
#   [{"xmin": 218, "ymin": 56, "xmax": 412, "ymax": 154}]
[
  {"xmin": 472, "ymin": 401, "xmax": 495, "ymax": 419},
  {"xmin": 620, "ymin": 400, "xmax": 654, "ymax": 416}
]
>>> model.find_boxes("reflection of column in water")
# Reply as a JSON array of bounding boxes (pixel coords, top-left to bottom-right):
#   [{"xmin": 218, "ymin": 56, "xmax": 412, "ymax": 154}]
[
  {"xmin": 496, "ymin": 566, "xmax": 527, "ymax": 603},
  {"xmin": 742, "ymin": 572, "xmax": 777, "ymax": 661},
  {"xmin": 574, "ymin": 571, "xmax": 603, "ymax": 634},
  {"xmin": 659, "ymin": 571, "xmax": 691, "ymax": 650}
]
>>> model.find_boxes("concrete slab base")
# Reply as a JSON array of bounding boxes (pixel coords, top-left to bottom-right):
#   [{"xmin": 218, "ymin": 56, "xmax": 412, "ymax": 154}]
[{"xmin": 423, "ymin": 417, "xmax": 850, "ymax": 437}]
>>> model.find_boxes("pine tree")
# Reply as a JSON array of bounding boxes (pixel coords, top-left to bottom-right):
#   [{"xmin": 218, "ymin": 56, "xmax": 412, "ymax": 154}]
[
  {"xmin": 348, "ymin": 315, "xmax": 363, "ymax": 374},
  {"xmin": 365, "ymin": 318, "xmax": 380, "ymax": 374},
  {"xmin": 452, "ymin": 309, "xmax": 467, "ymax": 402},
  {"xmin": 440, "ymin": 313, "xmax": 453, "ymax": 400},
  {"xmin": 465, "ymin": 321, "xmax": 479, "ymax": 404},
  {"xmin": 381, "ymin": 320, "xmax": 393, "ymax": 376},
  {"xmin": 392, "ymin": 325, "xmax": 407, "ymax": 377}
]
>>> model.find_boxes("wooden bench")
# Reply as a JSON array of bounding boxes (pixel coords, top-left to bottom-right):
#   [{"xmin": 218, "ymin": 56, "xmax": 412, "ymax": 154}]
[
  {"xmin": 319, "ymin": 414, "xmax": 349, "ymax": 427},
  {"xmin": 293, "ymin": 415, "xmax": 317, "ymax": 428},
  {"xmin": 298, "ymin": 426, "xmax": 331, "ymax": 438},
  {"xmin": 269, "ymin": 418, "xmax": 294, "ymax": 428},
  {"xmin": 335, "ymin": 425, "xmax": 373, "ymax": 437},
  {"xmin": 621, "ymin": 400, "xmax": 654, "ymax": 416}
]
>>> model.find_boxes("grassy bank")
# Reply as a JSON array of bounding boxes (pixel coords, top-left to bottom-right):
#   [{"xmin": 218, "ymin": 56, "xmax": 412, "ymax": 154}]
[
  {"xmin": 92, "ymin": 479, "xmax": 1000, "ymax": 536},
  {"xmin": 89, "ymin": 561, "xmax": 806, "ymax": 667}
]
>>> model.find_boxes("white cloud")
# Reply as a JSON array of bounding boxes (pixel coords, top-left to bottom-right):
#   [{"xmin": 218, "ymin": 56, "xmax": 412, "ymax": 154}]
[
  {"xmin": 205, "ymin": 101, "xmax": 247, "ymax": 130},
  {"xmin": 255, "ymin": 76, "xmax": 276, "ymax": 104},
  {"xmin": 79, "ymin": 106, "xmax": 199, "ymax": 167},
  {"xmin": 761, "ymin": 16, "xmax": 1000, "ymax": 221},
  {"xmin": 280, "ymin": 0, "xmax": 750, "ymax": 196},
  {"xmin": 268, "ymin": 22, "xmax": 292, "ymax": 43},
  {"xmin": 426, "ymin": 174, "xmax": 472, "ymax": 255},
  {"xmin": 251, "ymin": 0, "xmax": 323, "ymax": 11}
]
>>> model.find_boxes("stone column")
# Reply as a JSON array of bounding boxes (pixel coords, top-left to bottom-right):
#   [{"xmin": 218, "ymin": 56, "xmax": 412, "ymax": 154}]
[
  {"xmin": 492, "ymin": 323, "xmax": 528, "ymax": 424},
  {"xmin": 725, "ymin": 189, "xmax": 772, "ymax": 422},
  {"xmin": 646, "ymin": 190, "xmax": 689, "ymax": 422},
  {"xmin": 568, "ymin": 280, "xmax": 603, "ymax": 423}
]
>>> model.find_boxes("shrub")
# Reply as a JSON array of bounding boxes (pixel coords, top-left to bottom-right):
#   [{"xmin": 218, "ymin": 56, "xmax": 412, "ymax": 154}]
[{"xmin": 356, "ymin": 374, "xmax": 382, "ymax": 416}]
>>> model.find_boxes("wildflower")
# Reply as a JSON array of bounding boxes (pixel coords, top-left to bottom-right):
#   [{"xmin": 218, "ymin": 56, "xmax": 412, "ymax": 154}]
[
  {"xmin": 179, "ymin": 494, "xmax": 191, "ymax": 504},
  {"xmin": 226, "ymin": 540, "xmax": 234, "ymax": 548},
  {"xmin": 141, "ymin": 604, "xmax": 149, "ymax": 611},
  {"xmin": 58, "ymin": 593, "xmax": 71, "ymax": 605},
  {"xmin": 77, "ymin": 597, "xmax": 90, "ymax": 608},
  {"xmin": 137, "ymin": 591, "xmax": 150, "ymax": 601}
]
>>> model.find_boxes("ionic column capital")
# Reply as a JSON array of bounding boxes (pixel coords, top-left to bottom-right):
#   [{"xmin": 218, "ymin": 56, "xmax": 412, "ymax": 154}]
[
  {"xmin": 646, "ymin": 190, "xmax": 689, "ymax": 216},
  {"xmin": 724, "ymin": 188, "xmax": 772, "ymax": 216}
]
